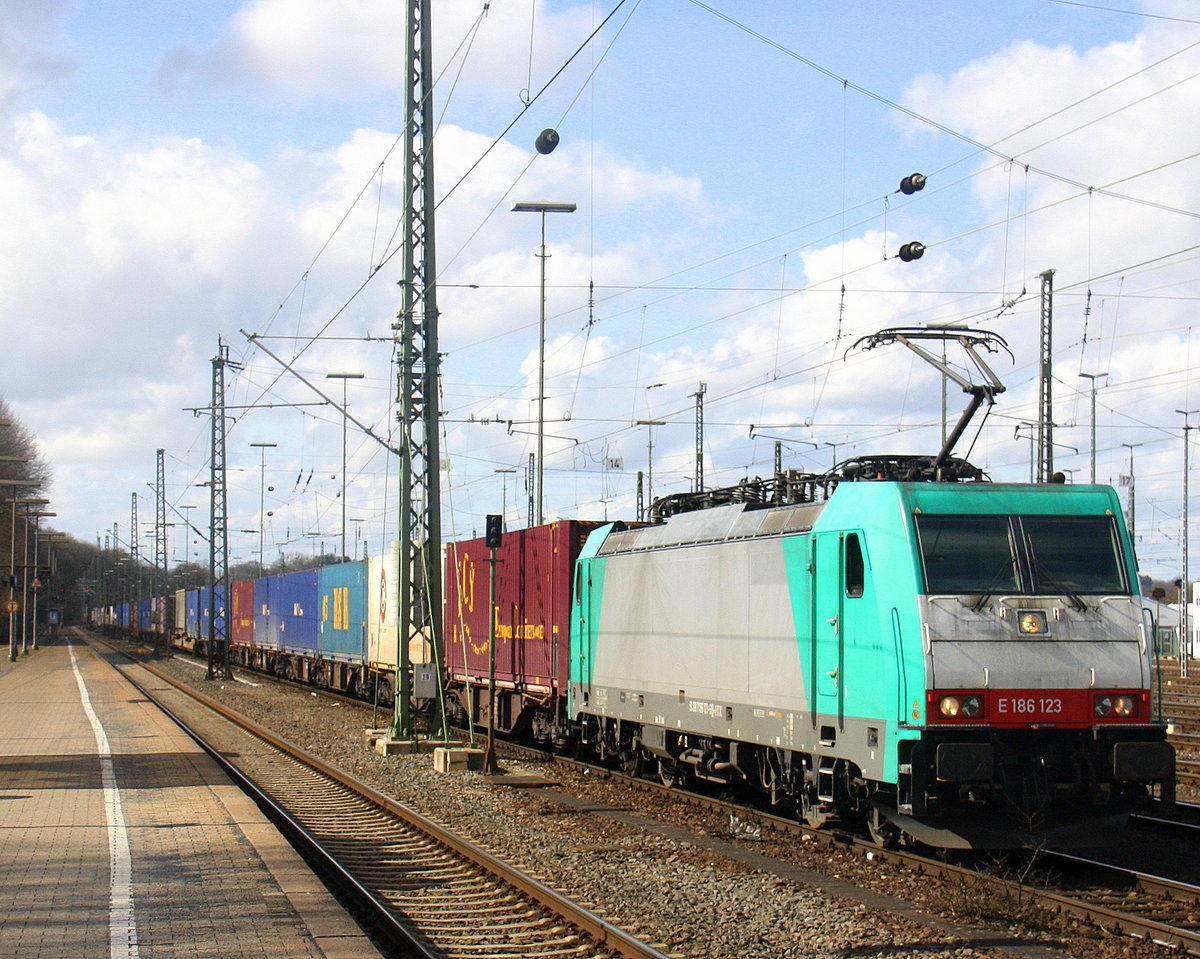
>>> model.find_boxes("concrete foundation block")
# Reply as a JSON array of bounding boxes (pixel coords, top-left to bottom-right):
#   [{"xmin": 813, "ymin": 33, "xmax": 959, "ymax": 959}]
[
  {"xmin": 373, "ymin": 737, "xmax": 459, "ymax": 756},
  {"xmin": 433, "ymin": 747, "xmax": 486, "ymax": 773}
]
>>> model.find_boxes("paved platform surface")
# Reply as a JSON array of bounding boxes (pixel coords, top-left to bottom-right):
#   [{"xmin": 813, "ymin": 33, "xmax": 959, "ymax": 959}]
[{"xmin": 0, "ymin": 632, "xmax": 383, "ymax": 959}]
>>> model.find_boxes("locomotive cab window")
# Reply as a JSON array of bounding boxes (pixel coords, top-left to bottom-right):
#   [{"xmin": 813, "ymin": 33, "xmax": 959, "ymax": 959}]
[
  {"xmin": 1023, "ymin": 516, "xmax": 1126, "ymax": 594},
  {"xmin": 916, "ymin": 515, "xmax": 1018, "ymax": 595},
  {"xmin": 916, "ymin": 513, "xmax": 1128, "ymax": 596},
  {"xmin": 845, "ymin": 533, "xmax": 865, "ymax": 598}
]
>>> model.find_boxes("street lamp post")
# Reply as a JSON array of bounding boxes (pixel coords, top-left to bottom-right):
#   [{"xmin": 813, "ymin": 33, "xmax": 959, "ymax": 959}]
[
  {"xmin": 513, "ymin": 200, "xmax": 576, "ymax": 525},
  {"xmin": 1179, "ymin": 409, "xmax": 1199, "ymax": 675},
  {"xmin": 23, "ymin": 511, "xmax": 54, "ymax": 652},
  {"xmin": 823, "ymin": 442, "xmax": 840, "ymax": 473},
  {"xmin": 1079, "ymin": 372, "xmax": 1107, "ymax": 483},
  {"xmin": 1121, "ymin": 442, "xmax": 1143, "ymax": 542},
  {"xmin": 636, "ymin": 420, "xmax": 666, "ymax": 514},
  {"xmin": 494, "ymin": 468, "xmax": 516, "ymax": 526},
  {"xmin": 7, "ymin": 493, "xmax": 47, "ymax": 661},
  {"xmin": 250, "ymin": 443, "xmax": 277, "ymax": 574},
  {"xmin": 326, "ymin": 372, "xmax": 364, "ymax": 561},
  {"xmin": 179, "ymin": 505, "xmax": 197, "ymax": 576}
]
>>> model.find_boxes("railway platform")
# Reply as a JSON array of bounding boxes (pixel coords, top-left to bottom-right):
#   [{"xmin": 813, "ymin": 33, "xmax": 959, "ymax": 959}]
[{"xmin": 0, "ymin": 633, "xmax": 382, "ymax": 959}]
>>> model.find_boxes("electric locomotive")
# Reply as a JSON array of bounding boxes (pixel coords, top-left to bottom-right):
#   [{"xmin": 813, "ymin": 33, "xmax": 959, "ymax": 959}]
[{"xmin": 567, "ymin": 457, "xmax": 1174, "ymax": 849}]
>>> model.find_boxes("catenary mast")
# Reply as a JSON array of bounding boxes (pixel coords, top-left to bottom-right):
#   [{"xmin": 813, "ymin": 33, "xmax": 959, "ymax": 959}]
[{"xmin": 389, "ymin": 0, "xmax": 448, "ymax": 740}]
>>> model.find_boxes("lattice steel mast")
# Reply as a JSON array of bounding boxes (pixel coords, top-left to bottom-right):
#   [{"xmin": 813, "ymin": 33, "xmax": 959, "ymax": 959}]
[
  {"xmin": 1037, "ymin": 269, "xmax": 1055, "ymax": 483},
  {"xmin": 207, "ymin": 338, "xmax": 237, "ymax": 681},
  {"xmin": 155, "ymin": 448, "xmax": 167, "ymax": 639},
  {"xmin": 389, "ymin": 0, "xmax": 448, "ymax": 740}
]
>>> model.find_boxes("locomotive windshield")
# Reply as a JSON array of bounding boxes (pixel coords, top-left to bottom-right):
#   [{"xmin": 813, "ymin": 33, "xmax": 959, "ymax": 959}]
[
  {"xmin": 916, "ymin": 513, "xmax": 1127, "ymax": 595},
  {"xmin": 915, "ymin": 516, "xmax": 1019, "ymax": 594},
  {"xmin": 1022, "ymin": 516, "xmax": 1126, "ymax": 593}
]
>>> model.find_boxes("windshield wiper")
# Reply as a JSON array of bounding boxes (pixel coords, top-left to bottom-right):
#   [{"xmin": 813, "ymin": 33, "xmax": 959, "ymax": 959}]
[
  {"xmin": 969, "ymin": 555, "xmax": 1019, "ymax": 612},
  {"xmin": 1029, "ymin": 556, "xmax": 1088, "ymax": 612}
]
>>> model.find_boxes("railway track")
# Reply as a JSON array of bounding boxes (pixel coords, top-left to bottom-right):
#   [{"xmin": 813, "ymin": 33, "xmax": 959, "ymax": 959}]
[
  {"xmin": 115, "ymin": 634, "xmax": 1200, "ymax": 956},
  {"xmin": 93, "ymin": 637, "xmax": 669, "ymax": 959}
]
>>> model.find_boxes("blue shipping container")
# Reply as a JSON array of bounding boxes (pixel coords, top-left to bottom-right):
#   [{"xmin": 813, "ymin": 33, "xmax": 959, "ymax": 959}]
[
  {"xmin": 277, "ymin": 570, "xmax": 319, "ymax": 655},
  {"xmin": 197, "ymin": 586, "xmax": 227, "ymax": 641},
  {"xmin": 138, "ymin": 598, "xmax": 153, "ymax": 630},
  {"xmin": 185, "ymin": 589, "xmax": 202, "ymax": 641},
  {"xmin": 254, "ymin": 576, "xmax": 280, "ymax": 650},
  {"xmin": 318, "ymin": 561, "xmax": 367, "ymax": 661}
]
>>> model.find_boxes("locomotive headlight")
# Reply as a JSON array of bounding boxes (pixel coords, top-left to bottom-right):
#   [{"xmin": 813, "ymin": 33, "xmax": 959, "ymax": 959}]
[
  {"xmin": 1018, "ymin": 610, "xmax": 1048, "ymax": 635},
  {"xmin": 1095, "ymin": 694, "xmax": 1137, "ymax": 718},
  {"xmin": 938, "ymin": 694, "xmax": 982, "ymax": 718}
]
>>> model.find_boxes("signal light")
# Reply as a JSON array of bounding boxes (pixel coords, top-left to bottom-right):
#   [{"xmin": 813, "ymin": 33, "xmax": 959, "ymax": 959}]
[
  {"xmin": 485, "ymin": 514, "xmax": 504, "ymax": 549},
  {"xmin": 898, "ymin": 241, "xmax": 925, "ymax": 262},
  {"xmin": 899, "ymin": 173, "xmax": 927, "ymax": 194}
]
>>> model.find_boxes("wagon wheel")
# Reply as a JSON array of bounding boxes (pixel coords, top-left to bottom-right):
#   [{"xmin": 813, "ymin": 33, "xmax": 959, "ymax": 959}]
[{"xmin": 374, "ymin": 676, "xmax": 394, "ymax": 707}]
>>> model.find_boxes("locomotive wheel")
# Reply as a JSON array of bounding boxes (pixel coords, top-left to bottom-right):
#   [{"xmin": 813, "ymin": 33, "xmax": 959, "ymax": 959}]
[
  {"xmin": 659, "ymin": 760, "xmax": 683, "ymax": 789},
  {"xmin": 867, "ymin": 806, "xmax": 901, "ymax": 848},
  {"xmin": 800, "ymin": 791, "xmax": 829, "ymax": 829},
  {"xmin": 620, "ymin": 746, "xmax": 646, "ymax": 777}
]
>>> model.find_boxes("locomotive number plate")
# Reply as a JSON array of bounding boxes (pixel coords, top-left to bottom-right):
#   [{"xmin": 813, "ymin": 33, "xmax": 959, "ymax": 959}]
[
  {"xmin": 993, "ymin": 689, "xmax": 1087, "ymax": 724},
  {"xmin": 995, "ymin": 695, "xmax": 1065, "ymax": 719}
]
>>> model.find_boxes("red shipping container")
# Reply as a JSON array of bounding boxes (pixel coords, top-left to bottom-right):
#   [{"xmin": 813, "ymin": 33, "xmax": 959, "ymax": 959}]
[
  {"xmin": 445, "ymin": 520, "xmax": 603, "ymax": 693},
  {"xmin": 230, "ymin": 579, "xmax": 256, "ymax": 647}
]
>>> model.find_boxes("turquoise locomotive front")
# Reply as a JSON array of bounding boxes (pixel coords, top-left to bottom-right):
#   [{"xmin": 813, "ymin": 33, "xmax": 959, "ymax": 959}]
[{"xmin": 568, "ymin": 479, "xmax": 1173, "ymax": 848}]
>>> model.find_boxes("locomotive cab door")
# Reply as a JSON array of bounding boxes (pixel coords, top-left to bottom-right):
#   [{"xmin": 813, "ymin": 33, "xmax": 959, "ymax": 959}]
[
  {"xmin": 573, "ymin": 560, "xmax": 593, "ymax": 706},
  {"xmin": 812, "ymin": 533, "xmax": 845, "ymax": 721},
  {"xmin": 812, "ymin": 531, "xmax": 864, "ymax": 733}
]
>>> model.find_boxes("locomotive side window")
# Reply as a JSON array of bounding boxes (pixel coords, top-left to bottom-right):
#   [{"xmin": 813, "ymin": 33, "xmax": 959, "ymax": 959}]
[
  {"xmin": 1023, "ymin": 516, "xmax": 1126, "ymax": 594},
  {"xmin": 845, "ymin": 533, "xmax": 865, "ymax": 597},
  {"xmin": 916, "ymin": 515, "xmax": 1019, "ymax": 594}
]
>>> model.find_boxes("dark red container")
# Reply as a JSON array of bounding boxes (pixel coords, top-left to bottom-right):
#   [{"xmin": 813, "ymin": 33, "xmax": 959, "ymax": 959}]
[
  {"xmin": 230, "ymin": 579, "xmax": 256, "ymax": 647},
  {"xmin": 444, "ymin": 520, "xmax": 603, "ymax": 692}
]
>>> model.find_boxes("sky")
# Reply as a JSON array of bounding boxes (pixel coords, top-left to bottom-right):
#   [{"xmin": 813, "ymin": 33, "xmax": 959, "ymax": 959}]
[{"xmin": 3, "ymin": 0, "xmax": 1200, "ymax": 581}]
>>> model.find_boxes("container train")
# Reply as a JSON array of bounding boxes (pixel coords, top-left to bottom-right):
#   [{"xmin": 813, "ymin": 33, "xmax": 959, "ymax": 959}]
[{"xmin": 101, "ymin": 454, "xmax": 1174, "ymax": 849}]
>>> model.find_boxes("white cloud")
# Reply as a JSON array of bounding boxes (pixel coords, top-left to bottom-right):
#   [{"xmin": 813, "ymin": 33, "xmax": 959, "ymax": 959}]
[{"xmin": 165, "ymin": 0, "xmax": 599, "ymax": 102}]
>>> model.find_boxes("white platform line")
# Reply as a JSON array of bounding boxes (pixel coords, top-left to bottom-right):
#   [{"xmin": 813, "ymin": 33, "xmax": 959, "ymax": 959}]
[{"xmin": 70, "ymin": 645, "xmax": 140, "ymax": 959}]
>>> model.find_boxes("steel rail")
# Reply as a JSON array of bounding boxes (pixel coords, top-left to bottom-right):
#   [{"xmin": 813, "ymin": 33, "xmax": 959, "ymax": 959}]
[
  {"xmin": 112, "ymin": 631, "xmax": 1200, "ymax": 956},
  {"xmin": 492, "ymin": 737, "xmax": 1200, "ymax": 954},
  {"xmin": 94, "ymin": 644, "xmax": 431, "ymax": 958},
  {"xmin": 100, "ymin": 639, "xmax": 669, "ymax": 959}
]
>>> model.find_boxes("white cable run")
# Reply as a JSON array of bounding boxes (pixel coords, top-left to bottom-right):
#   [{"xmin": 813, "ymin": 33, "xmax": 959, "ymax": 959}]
[{"xmin": 70, "ymin": 645, "xmax": 140, "ymax": 959}]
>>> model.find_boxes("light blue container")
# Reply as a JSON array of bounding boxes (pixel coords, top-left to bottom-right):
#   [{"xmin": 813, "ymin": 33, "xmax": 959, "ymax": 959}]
[{"xmin": 318, "ymin": 561, "xmax": 367, "ymax": 662}]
